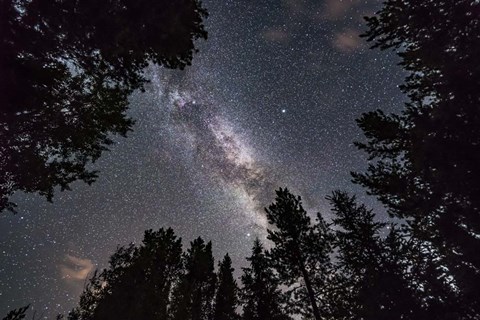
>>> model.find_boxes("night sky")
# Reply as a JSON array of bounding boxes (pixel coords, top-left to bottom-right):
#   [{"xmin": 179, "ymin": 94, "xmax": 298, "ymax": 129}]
[{"xmin": 1, "ymin": 0, "xmax": 405, "ymax": 317}]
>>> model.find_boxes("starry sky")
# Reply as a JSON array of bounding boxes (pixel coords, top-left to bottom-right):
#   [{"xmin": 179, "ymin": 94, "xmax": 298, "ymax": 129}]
[{"xmin": 0, "ymin": 0, "xmax": 406, "ymax": 317}]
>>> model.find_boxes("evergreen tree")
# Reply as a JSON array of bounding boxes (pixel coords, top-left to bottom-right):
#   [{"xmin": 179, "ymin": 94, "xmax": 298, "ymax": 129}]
[
  {"xmin": 213, "ymin": 254, "xmax": 239, "ymax": 320},
  {"xmin": 69, "ymin": 228, "xmax": 183, "ymax": 320},
  {"xmin": 2, "ymin": 306, "xmax": 29, "ymax": 320},
  {"xmin": 355, "ymin": 0, "xmax": 480, "ymax": 317},
  {"xmin": 328, "ymin": 191, "xmax": 384, "ymax": 320},
  {"xmin": 0, "ymin": 0, "xmax": 208, "ymax": 212},
  {"xmin": 265, "ymin": 188, "xmax": 332, "ymax": 320},
  {"xmin": 172, "ymin": 237, "xmax": 216, "ymax": 320},
  {"xmin": 328, "ymin": 191, "xmax": 422, "ymax": 320},
  {"xmin": 241, "ymin": 239, "xmax": 290, "ymax": 320},
  {"xmin": 406, "ymin": 240, "xmax": 460, "ymax": 320}
]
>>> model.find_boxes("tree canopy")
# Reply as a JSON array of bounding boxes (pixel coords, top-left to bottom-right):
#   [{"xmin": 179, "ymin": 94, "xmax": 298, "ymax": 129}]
[
  {"xmin": 171, "ymin": 237, "xmax": 216, "ymax": 320},
  {"xmin": 68, "ymin": 228, "xmax": 183, "ymax": 320},
  {"xmin": 213, "ymin": 254, "xmax": 239, "ymax": 320},
  {"xmin": 355, "ymin": 0, "xmax": 480, "ymax": 317},
  {"xmin": 241, "ymin": 239, "xmax": 290, "ymax": 320},
  {"xmin": 0, "ymin": 0, "xmax": 208, "ymax": 212},
  {"xmin": 2, "ymin": 188, "xmax": 475, "ymax": 319},
  {"xmin": 265, "ymin": 188, "xmax": 333, "ymax": 320}
]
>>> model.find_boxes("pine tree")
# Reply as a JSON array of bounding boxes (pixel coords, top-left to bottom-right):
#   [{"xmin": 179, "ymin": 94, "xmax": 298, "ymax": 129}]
[
  {"xmin": 265, "ymin": 188, "xmax": 332, "ymax": 320},
  {"xmin": 327, "ymin": 191, "xmax": 384, "ymax": 320},
  {"xmin": 172, "ymin": 237, "xmax": 216, "ymax": 320},
  {"xmin": 69, "ymin": 228, "xmax": 183, "ymax": 320},
  {"xmin": 0, "ymin": 0, "xmax": 208, "ymax": 212},
  {"xmin": 328, "ymin": 191, "xmax": 422, "ymax": 320},
  {"xmin": 2, "ymin": 306, "xmax": 29, "ymax": 320},
  {"xmin": 355, "ymin": 1, "xmax": 480, "ymax": 317},
  {"xmin": 213, "ymin": 254, "xmax": 239, "ymax": 320},
  {"xmin": 241, "ymin": 239, "xmax": 290, "ymax": 320}
]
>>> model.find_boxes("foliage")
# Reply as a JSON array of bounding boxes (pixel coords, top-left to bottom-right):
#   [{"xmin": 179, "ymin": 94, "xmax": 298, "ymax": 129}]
[
  {"xmin": 355, "ymin": 0, "xmax": 480, "ymax": 317},
  {"xmin": 4, "ymin": 190, "xmax": 477, "ymax": 320},
  {"xmin": 213, "ymin": 254, "xmax": 239, "ymax": 320},
  {"xmin": 329, "ymin": 191, "xmax": 423, "ymax": 320},
  {"xmin": 2, "ymin": 306, "xmax": 29, "ymax": 320},
  {"xmin": 68, "ymin": 228, "xmax": 183, "ymax": 320},
  {"xmin": 265, "ymin": 188, "xmax": 333, "ymax": 320},
  {"xmin": 0, "ymin": 0, "xmax": 208, "ymax": 212},
  {"xmin": 171, "ymin": 237, "xmax": 216, "ymax": 320},
  {"xmin": 241, "ymin": 239, "xmax": 290, "ymax": 320}
]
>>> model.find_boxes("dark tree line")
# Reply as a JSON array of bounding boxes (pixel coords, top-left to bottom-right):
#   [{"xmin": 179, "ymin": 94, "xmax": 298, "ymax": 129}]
[
  {"xmin": 0, "ymin": 0, "xmax": 207, "ymax": 212},
  {"xmin": 2, "ymin": 187, "xmax": 465, "ymax": 319},
  {"xmin": 2, "ymin": 187, "xmax": 469, "ymax": 320},
  {"xmin": 64, "ymin": 223, "xmax": 290, "ymax": 320}
]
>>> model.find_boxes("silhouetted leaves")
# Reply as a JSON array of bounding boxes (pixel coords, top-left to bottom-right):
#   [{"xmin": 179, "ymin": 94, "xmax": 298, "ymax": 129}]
[
  {"xmin": 265, "ymin": 188, "xmax": 333, "ymax": 320},
  {"xmin": 0, "ymin": 0, "xmax": 208, "ymax": 212},
  {"xmin": 5, "ymin": 189, "xmax": 478, "ymax": 319},
  {"xmin": 171, "ymin": 238, "xmax": 216, "ymax": 320},
  {"xmin": 68, "ymin": 228, "xmax": 183, "ymax": 320},
  {"xmin": 2, "ymin": 306, "xmax": 29, "ymax": 320},
  {"xmin": 213, "ymin": 254, "xmax": 239, "ymax": 320},
  {"xmin": 356, "ymin": 0, "xmax": 480, "ymax": 317},
  {"xmin": 329, "ymin": 191, "xmax": 422, "ymax": 320},
  {"xmin": 241, "ymin": 239, "xmax": 290, "ymax": 320}
]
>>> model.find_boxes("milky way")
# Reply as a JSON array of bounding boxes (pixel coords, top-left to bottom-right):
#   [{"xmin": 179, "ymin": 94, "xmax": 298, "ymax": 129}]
[
  {"xmin": 151, "ymin": 70, "xmax": 280, "ymax": 231},
  {"xmin": 0, "ymin": 0, "xmax": 406, "ymax": 317}
]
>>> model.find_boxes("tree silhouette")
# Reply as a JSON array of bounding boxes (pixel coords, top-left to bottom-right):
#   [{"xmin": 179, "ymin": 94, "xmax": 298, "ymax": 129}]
[
  {"xmin": 329, "ymin": 191, "xmax": 427, "ymax": 320},
  {"xmin": 328, "ymin": 191, "xmax": 385, "ymax": 319},
  {"xmin": 401, "ymin": 232, "xmax": 464, "ymax": 320},
  {"xmin": 265, "ymin": 188, "xmax": 332, "ymax": 320},
  {"xmin": 355, "ymin": 0, "xmax": 480, "ymax": 317},
  {"xmin": 2, "ymin": 306, "xmax": 29, "ymax": 320},
  {"xmin": 171, "ymin": 237, "xmax": 216, "ymax": 320},
  {"xmin": 68, "ymin": 228, "xmax": 183, "ymax": 320},
  {"xmin": 0, "ymin": 0, "xmax": 208, "ymax": 212},
  {"xmin": 213, "ymin": 254, "xmax": 239, "ymax": 320},
  {"xmin": 241, "ymin": 239, "xmax": 290, "ymax": 320}
]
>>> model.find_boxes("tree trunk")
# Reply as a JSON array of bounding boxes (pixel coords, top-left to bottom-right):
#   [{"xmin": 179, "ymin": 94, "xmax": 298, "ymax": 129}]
[{"xmin": 300, "ymin": 265, "xmax": 322, "ymax": 320}]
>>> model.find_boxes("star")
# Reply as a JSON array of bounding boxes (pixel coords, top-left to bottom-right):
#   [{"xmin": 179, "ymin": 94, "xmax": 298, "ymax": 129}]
[{"xmin": 1, "ymin": 0, "xmax": 404, "ymax": 316}]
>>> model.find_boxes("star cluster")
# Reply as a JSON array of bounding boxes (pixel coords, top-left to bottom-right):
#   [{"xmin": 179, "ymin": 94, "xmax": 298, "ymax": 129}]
[{"xmin": 1, "ymin": 0, "xmax": 405, "ymax": 317}]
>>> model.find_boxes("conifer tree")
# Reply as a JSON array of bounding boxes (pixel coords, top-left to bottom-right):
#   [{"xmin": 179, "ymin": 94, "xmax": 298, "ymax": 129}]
[
  {"xmin": 328, "ymin": 191, "xmax": 423, "ymax": 320},
  {"xmin": 213, "ymin": 254, "xmax": 239, "ymax": 320},
  {"xmin": 2, "ymin": 306, "xmax": 29, "ymax": 320},
  {"xmin": 68, "ymin": 228, "xmax": 183, "ymax": 320},
  {"xmin": 172, "ymin": 238, "xmax": 216, "ymax": 320},
  {"xmin": 0, "ymin": 0, "xmax": 208, "ymax": 212},
  {"xmin": 241, "ymin": 239, "xmax": 290, "ymax": 320},
  {"xmin": 265, "ymin": 188, "xmax": 332, "ymax": 320},
  {"xmin": 355, "ymin": 1, "xmax": 480, "ymax": 317}
]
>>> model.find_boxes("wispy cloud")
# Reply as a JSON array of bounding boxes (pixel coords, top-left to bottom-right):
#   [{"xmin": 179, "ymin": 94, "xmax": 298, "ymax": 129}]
[
  {"xmin": 59, "ymin": 254, "xmax": 94, "ymax": 283},
  {"xmin": 322, "ymin": 0, "xmax": 360, "ymax": 20},
  {"xmin": 332, "ymin": 29, "xmax": 363, "ymax": 53},
  {"xmin": 262, "ymin": 28, "xmax": 290, "ymax": 44}
]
